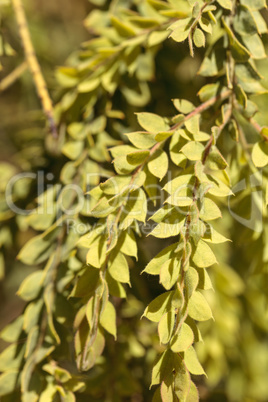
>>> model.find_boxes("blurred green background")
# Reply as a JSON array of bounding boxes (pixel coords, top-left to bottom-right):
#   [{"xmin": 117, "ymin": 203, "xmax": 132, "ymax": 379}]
[{"xmin": 0, "ymin": 0, "xmax": 91, "ymax": 344}]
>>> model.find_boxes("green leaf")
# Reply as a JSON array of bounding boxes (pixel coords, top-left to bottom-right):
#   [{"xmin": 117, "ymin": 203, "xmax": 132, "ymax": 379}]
[
  {"xmin": 23, "ymin": 300, "xmax": 43, "ymax": 333},
  {"xmin": 185, "ymin": 266, "xmax": 199, "ymax": 299},
  {"xmin": 198, "ymin": 48, "xmax": 225, "ymax": 77},
  {"xmin": 108, "ymin": 251, "xmax": 130, "ymax": 284},
  {"xmin": 90, "ymin": 196, "xmax": 117, "ymax": 218},
  {"xmin": 252, "ymin": 10, "xmax": 267, "ymax": 34},
  {"xmin": 151, "ymin": 349, "xmax": 174, "ymax": 387},
  {"xmin": 161, "ymin": 373, "xmax": 176, "ymax": 401},
  {"xmin": 173, "ymin": 361, "xmax": 191, "ymax": 401},
  {"xmin": 148, "ymin": 31, "xmax": 170, "ymax": 47},
  {"xmin": 199, "ymin": 16, "xmax": 213, "ymax": 34},
  {"xmin": 86, "ymin": 237, "xmax": 107, "ymax": 268},
  {"xmin": 0, "ymin": 344, "xmax": 25, "ymax": 371},
  {"xmin": 113, "ymin": 155, "xmax": 136, "ymax": 175},
  {"xmin": 143, "ymin": 291, "xmax": 174, "ymax": 322},
  {"xmin": 217, "ymin": 0, "xmax": 232, "ymax": 10},
  {"xmin": 206, "ymin": 172, "xmax": 232, "ymax": 197},
  {"xmin": 196, "ymin": 267, "xmax": 213, "ymax": 290},
  {"xmin": 100, "ymin": 300, "xmax": 117, "ymax": 339},
  {"xmin": 188, "ymin": 291, "xmax": 213, "ymax": 321},
  {"xmin": 110, "ymin": 144, "xmax": 137, "ymax": 159},
  {"xmin": 118, "ymin": 230, "xmax": 138, "ymax": 259},
  {"xmin": 222, "ymin": 19, "xmax": 251, "ymax": 62},
  {"xmin": 164, "ymin": 174, "xmax": 195, "ymax": 195},
  {"xmin": 70, "ymin": 267, "xmax": 99, "ymax": 298},
  {"xmin": 240, "ymin": 0, "xmax": 266, "ymax": 11},
  {"xmin": 119, "ymin": 188, "xmax": 147, "ymax": 227},
  {"xmin": 152, "ymin": 387, "xmax": 162, "ymax": 402},
  {"xmin": 0, "ymin": 370, "xmax": 19, "ymax": 397},
  {"xmin": 193, "ymin": 28, "xmax": 205, "ymax": 48},
  {"xmin": 43, "ymin": 364, "xmax": 72, "ymax": 383},
  {"xmin": 17, "ymin": 271, "xmax": 44, "ymax": 301},
  {"xmin": 170, "ymin": 323, "xmax": 194, "ymax": 352},
  {"xmin": 185, "ymin": 115, "xmax": 200, "ymax": 135},
  {"xmin": 100, "ymin": 176, "xmax": 131, "ymax": 195},
  {"xmin": 242, "ymin": 34, "xmax": 266, "ymax": 60},
  {"xmin": 170, "ymin": 131, "xmax": 188, "ymax": 166},
  {"xmin": 158, "ymin": 311, "xmax": 175, "ymax": 344},
  {"xmin": 25, "ymin": 326, "xmax": 39, "ymax": 359},
  {"xmin": 198, "ymin": 83, "xmax": 221, "ymax": 102},
  {"xmin": 111, "ymin": 16, "xmax": 136, "ymax": 37},
  {"xmin": 148, "ymin": 149, "xmax": 169, "ymax": 180},
  {"xmin": 149, "ymin": 216, "xmax": 185, "ymax": 238},
  {"xmin": 192, "ymin": 240, "xmax": 217, "ymax": 267},
  {"xmin": 165, "ymin": 191, "xmax": 192, "ymax": 207},
  {"xmin": 173, "ymin": 99, "xmax": 195, "ymax": 114},
  {"xmin": 252, "ymin": 141, "xmax": 268, "ymax": 167},
  {"xmin": 235, "ymin": 61, "xmax": 262, "ymax": 93},
  {"xmin": 77, "ymin": 77, "xmax": 100, "ymax": 93},
  {"xmin": 142, "ymin": 243, "xmax": 179, "ymax": 275},
  {"xmin": 127, "ymin": 150, "xmax": 150, "ymax": 165},
  {"xmin": 184, "ymin": 346, "xmax": 206, "ymax": 375},
  {"xmin": 168, "ymin": 18, "xmax": 191, "ymax": 43},
  {"xmin": 233, "ymin": 5, "xmax": 258, "ymax": 36},
  {"xmin": 160, "ymin": 258, "xmax": 181, "ymax": 290},
  {"xmin": 186, "ymin": 381, "xmax": 199, "ymax": 402},
  {"xmin": 206, "ymin": 147, "xmax": 228, "ymax": 170},
  {"xmin": 39, "ymin": 383, "xmax": 57, "ymax": 402},
  {"xmin": 125, "ymin": 131, "xmax": 157, "ymax": 149},
  {"xmin": 17, "ymin": 235, "xmax": 55, "ymax": 265},
  {"xmin": 106, "ymin": 271, "xmax": 127, "ymax": 298},
  {"xmin": 181, "ymin": 141, "xmax": 204, "ymax": 161},
  {"xmin": 0, "ymin": 316, "xmax": 24, "ymax": 343},
  {"xmin": 155, "ymin": 131, "xmax": 174, "ymax": 142},
  {"xmin": 62, "ymin": 141, "xmax": 84, "ymax": 160},
  {"xmin": 136, "ymin": 112, "xmax": 168, "ymax": 133},
  {"xmin": 199, "ymin": 197, "xmax": 222, "ymax": 220}
]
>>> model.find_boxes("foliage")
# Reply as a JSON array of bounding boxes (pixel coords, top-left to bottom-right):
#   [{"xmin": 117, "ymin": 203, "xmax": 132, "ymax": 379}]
[{"xmin": 0, "ymin": 0, "xmax": 268, "ymax": 401}]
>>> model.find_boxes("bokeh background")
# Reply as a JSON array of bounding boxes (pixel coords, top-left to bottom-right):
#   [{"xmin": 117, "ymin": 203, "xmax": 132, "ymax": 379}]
[
  {"xmin": 1, "ymin": 1, "xmax": 268, "ymax": 401},
  {"xmin": 0, "ymin": 0, "xmax": 91, "ymax": 345}
]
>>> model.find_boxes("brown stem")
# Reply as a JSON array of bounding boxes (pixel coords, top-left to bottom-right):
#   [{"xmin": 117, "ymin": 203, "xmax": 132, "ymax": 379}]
[{"xmin": 11, "ymin": 0, "xmax": 57, "ymax": 138}]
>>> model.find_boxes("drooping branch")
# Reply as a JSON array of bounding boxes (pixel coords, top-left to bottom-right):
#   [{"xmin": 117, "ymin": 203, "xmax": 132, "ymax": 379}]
[{"xmin": 11, "ymin": 0, "xmax": 57, "ymax": 137}]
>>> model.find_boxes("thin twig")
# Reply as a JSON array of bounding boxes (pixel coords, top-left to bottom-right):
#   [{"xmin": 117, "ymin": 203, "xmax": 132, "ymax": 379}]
[
  {"xmin": 0, "ymin": 61, "xmax": 28, "ymax": 92},
  {"xmin": 11, "ymin": 0, "xmax": 58, "ymax": 137}
]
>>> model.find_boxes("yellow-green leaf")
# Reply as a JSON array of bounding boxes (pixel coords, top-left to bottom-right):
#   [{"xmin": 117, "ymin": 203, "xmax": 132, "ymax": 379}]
[
  {"xmin": 184, "ymin": 346, "xmax": 206, "ymax": 375},
  {"xmin": 181, "ymin": 141, "xmax": 204, "ymax": 161},
  {"xmin": 252, "ymin": 141, "xmax": 268, "ymax": 168},
  {"xmin": 108, "ymin": 251, "xmax": 130, "ymax": 284},
  {"xmin": 158, "ymin": 311, "xmax": 175, "ymax": 344},
  {"xmin": 143, "ymin": 291, "xmax": 174, "ymax": 322},
  {"xmin": 100, "ymin": 300, "xmax": 117, "ymax": 339},
  {"xmin": 192, "ymin": 239, "xmax": 217, "ymax": 267},
  {"xmin": 170, "ymin": 323, "xmax": 194, "ymax": 352},
  {"xmin": 199, "ymin": 197, "xmax": 222, "ymax": 221},
  {"xmin": 188, "ymin": 291, "xmax": 213, "ymax": 321},
  {"xmin": 136, "ymin": 112, "xmax": 168, "ymax": 133},
  {"xmin": 148, "ymin": 149, "xmax": 169, "ymax": 180},
  {"xmin": 17, "ymin": 271, "xmax": 44, "ymax": 301}
]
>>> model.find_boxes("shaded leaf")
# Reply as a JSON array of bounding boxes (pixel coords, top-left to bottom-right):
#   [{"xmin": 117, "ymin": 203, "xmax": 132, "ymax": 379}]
[
  {"xmin": 188, "ymin": 291, "xmax": 213, "ymax": 321},
  {"xmin": 143, "ymin": 291, "xmax": 174, "ymax": 322},
  {"xmin": 100, "ymin": 300, "xmax": 117, "ymax": 339},
  {"xmin": 184, "ymin": 346, "xmax": 206, "ymax": 375},
  {"xmin": 170, "ymin": 323, "xmax": 194, "ymax": 352}
]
